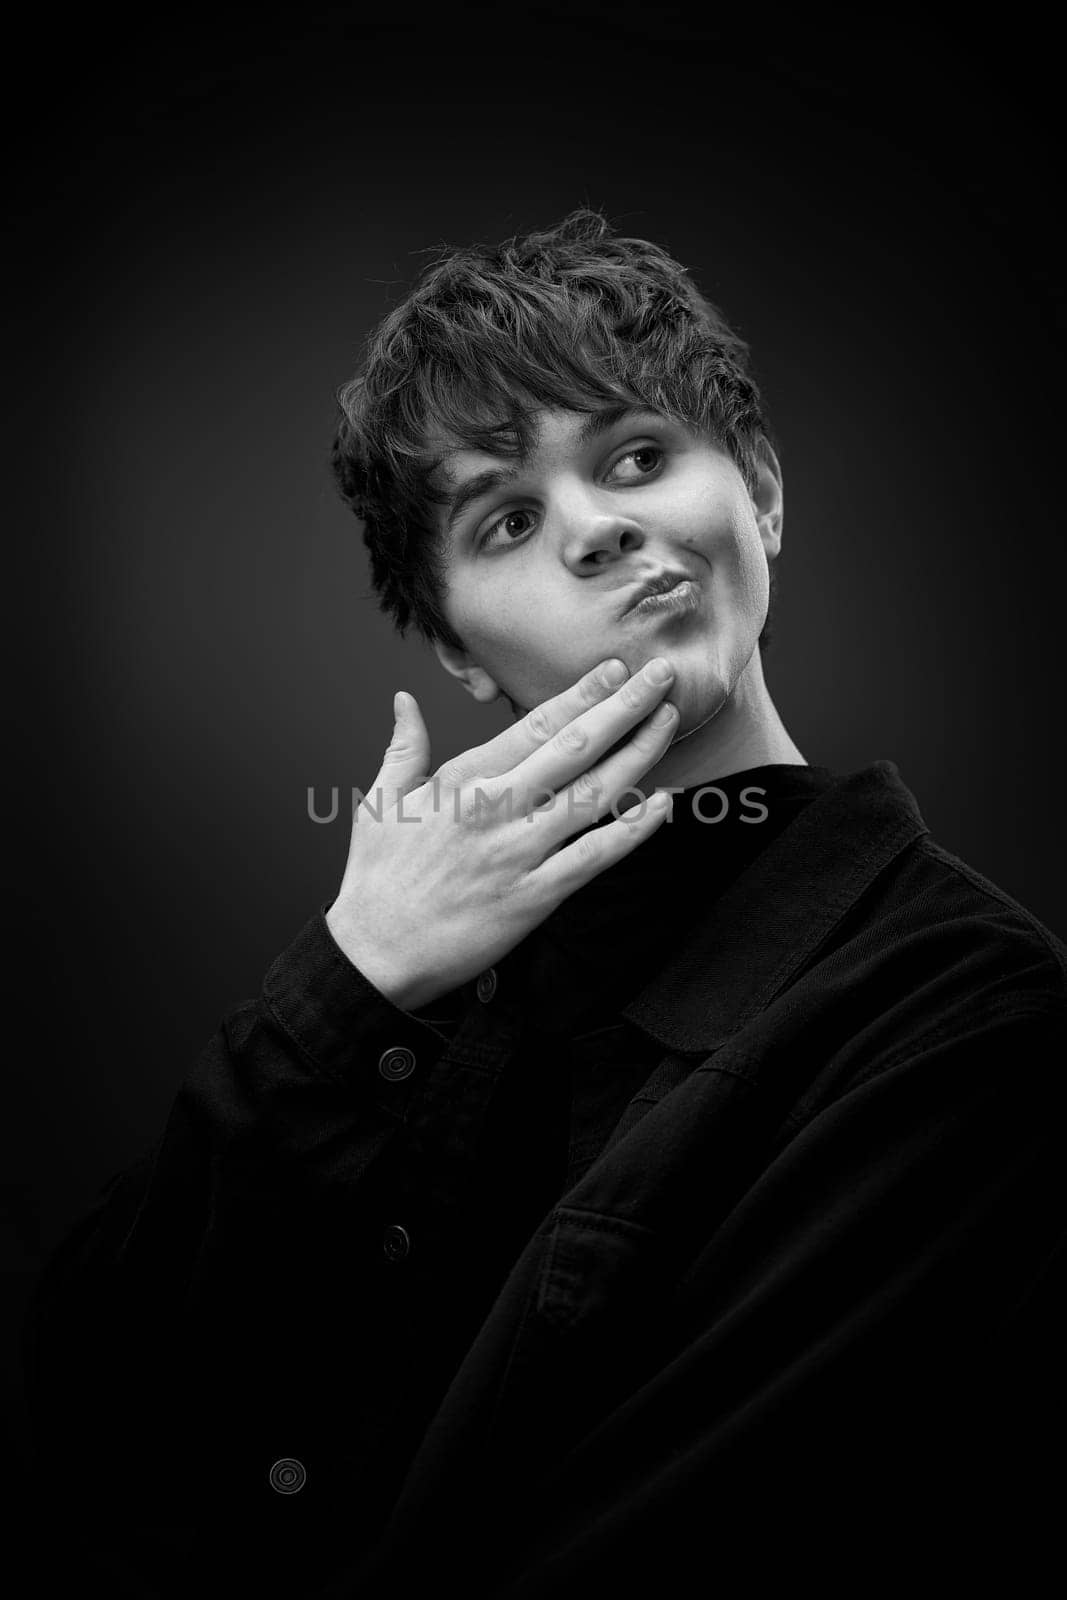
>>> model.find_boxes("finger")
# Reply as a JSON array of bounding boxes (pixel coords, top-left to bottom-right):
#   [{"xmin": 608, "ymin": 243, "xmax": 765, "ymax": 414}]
[
  {"xmin": 497, "ymin": 658, "xmax": 676, "ymax": 815},
  {"xmin": 368, "ymin": 691, "xmax": 432, "ymax": 808},
  {"xmin": 527, "ymin": 789, "xmax": 674, "ymax": 908},
  {"xmin": 434, "ymin": 658, "xmax": 629, "ymax": 788},
  {"xmin": 530, "ymin": 698, "xmax": 679, "ymax": 838}
]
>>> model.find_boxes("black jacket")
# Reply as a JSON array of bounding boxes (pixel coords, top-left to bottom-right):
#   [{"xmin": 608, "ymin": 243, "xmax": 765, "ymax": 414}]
[{"xmin": 23, "ymin": 761, "xmax": 1067, "ymax": 1596}]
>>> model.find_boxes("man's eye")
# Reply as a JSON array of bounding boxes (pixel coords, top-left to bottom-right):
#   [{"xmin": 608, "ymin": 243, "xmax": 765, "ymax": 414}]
[
  {"xmin": 607, "ymin": 445, "xmax": 664, "ymax": 482},
  {"xmin": 480, "ymin": 509, "xmax": 536, "ymax": 550}
]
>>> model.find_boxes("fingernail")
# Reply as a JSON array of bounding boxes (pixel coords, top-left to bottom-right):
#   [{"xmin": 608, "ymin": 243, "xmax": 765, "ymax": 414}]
[
  {"xmin": 645, "ymin": 657, "xmax": 674, "ymax": 684},
  {"xmin": 650, "ymin": 701, "xmax": 677, "ymax": 727},
  {"xmin": 394, "ymin": 691, "xmax": 407, "ymax": 718},
  {"xmin": 598, "ymin": 659, "xmax": 628, "ymax": 687}
]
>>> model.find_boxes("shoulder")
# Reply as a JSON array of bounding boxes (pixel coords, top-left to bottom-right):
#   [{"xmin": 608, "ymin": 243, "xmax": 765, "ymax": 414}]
[
  {"xmin": 913, "ymin": 833, "xmax": 1065, "ymax": 967},
  {"xmin": 826, "ymin": 823, "xmax": 1066, "ymax": 1006},
  {"xmin": 767, "ymin": 825, "xmax": 1067, "ymax": 1124}
]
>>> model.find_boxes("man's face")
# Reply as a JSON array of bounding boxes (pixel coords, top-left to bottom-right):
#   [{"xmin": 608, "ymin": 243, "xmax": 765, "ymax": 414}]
[{"xmin": 431, "ymin": 406, "xmax": 781, "ymax": 742}]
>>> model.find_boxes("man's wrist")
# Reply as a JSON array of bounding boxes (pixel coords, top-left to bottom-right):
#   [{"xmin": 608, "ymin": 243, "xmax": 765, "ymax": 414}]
[{"xmin": 324, "ymin": 900, "xmax": 423, "ymax": 1011}]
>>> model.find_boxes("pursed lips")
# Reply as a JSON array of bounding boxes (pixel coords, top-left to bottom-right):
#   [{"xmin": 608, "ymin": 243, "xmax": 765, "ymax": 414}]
[{"xmin": 618, "ymin": 571, "xmax": 696, "ymax": 619}]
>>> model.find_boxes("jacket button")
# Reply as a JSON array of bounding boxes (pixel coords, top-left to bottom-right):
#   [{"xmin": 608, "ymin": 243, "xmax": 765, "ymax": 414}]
[
  {"xmin": 378, "ymin": 1046, "xmax": 416, "ymax": 1081},
  {"xmin": 269, "ymin": 1457, "xmax": 306, "ymax": 1494},
  {"xmin": 382, "ymin": 1224, "xmax": 411, "ymax": 1261},
  {"xmin": 476, "ymin": 968, "xmax": 498, "ymax": 1004}
]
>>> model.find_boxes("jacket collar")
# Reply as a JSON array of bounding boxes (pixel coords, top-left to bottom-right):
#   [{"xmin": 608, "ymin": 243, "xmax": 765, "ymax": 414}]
[{"xmin": 621, "ymin": 760, "xmax": 930, "ymax": 1053}]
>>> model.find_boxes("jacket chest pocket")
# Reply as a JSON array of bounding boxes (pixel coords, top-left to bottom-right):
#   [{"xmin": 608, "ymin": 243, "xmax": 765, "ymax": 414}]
[{"xmin": 535, "ymin": 1205, "xmax": 657, "ymax": 1334}]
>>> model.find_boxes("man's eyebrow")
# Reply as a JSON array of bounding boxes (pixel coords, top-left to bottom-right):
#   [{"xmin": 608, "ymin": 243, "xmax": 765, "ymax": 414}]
[
  {"xmin": 575, "ymin": 403, "xmax": 653, "ymax": 447},
  {"xmin": 443, "ymin": 467, "xmax": 522, "ymax": 535},
  {"xmin": 442, "ymin": 406, "xmax": 660, "ymax": 535}
]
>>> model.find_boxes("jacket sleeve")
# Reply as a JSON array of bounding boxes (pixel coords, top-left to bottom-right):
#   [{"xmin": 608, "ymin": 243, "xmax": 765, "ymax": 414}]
[
  {"xmin": 22, "ymin": 907, "xmax": 458, "ymax": 1598},
  {"xmin": 478, "ymin": 998, "xmax": 1067, "ymax": 1597}
]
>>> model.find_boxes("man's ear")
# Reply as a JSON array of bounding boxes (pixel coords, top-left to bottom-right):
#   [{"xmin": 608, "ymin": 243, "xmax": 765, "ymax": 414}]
[
  {"xmin": 751, "ymin": 438, "xmax": 784, "ymax": 560},
  {"xmin": 432, "ymin": 638, "xmax": 503, "ymax": 704}
]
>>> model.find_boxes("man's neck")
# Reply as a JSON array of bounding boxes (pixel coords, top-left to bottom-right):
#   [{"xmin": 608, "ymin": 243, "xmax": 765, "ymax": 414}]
[{"xmin": 640, "ymin": 646, "xmax": 806, "ymax": 794}]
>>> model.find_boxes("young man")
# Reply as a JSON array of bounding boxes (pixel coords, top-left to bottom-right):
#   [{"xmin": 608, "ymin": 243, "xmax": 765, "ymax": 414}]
[{"xmin": 25, "ymin": 211, "xmax": 1066, "ymax": 1596}]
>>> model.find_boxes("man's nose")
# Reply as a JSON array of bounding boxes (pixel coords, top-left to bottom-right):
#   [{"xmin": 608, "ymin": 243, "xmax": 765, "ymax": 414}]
[{"xmin": 559, "ymin": 503, "xmax": 645, "ymax": 570}]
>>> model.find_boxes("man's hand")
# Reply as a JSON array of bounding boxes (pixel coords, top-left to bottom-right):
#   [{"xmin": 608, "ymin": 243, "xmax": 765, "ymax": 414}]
[{"xmin": 325, "ymin": 657, "xmax": 679, "ymax": 1012}]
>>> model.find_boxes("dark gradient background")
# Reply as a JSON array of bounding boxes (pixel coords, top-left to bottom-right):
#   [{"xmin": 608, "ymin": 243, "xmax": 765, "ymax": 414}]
[{"xmin": 7, "ymin": 6, "xmax": 1065, "ymax": 1476}]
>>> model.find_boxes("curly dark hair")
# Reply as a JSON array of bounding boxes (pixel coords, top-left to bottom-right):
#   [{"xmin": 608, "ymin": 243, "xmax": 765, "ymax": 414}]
[{"xmin": 331, "ymin": 208, "xmax": 779, "ymax": 656}]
